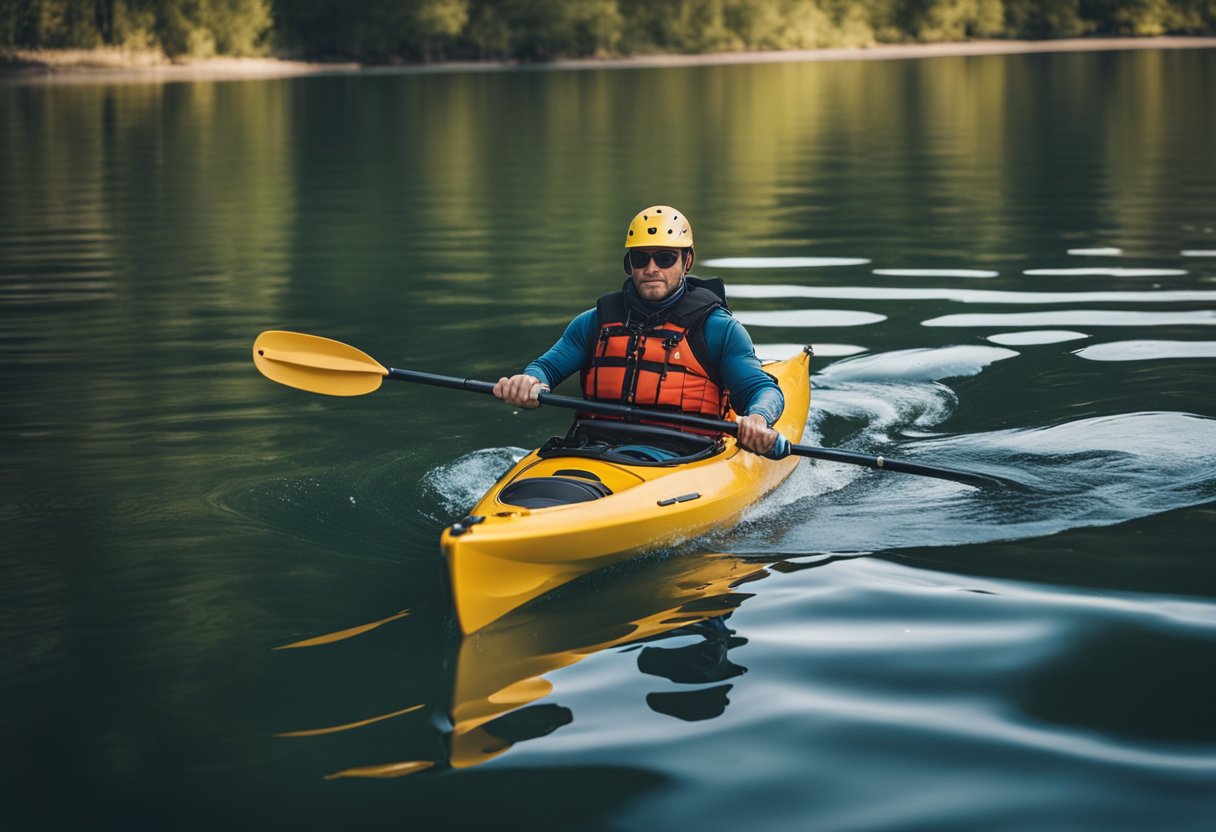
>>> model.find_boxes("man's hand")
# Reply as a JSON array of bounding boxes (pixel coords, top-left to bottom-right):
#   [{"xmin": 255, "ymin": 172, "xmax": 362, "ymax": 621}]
[
  {"xmin": 736, "ymin": 412, "xmax": 778, "ymax": 455},
  {"xmin": 493, "ymin": 374, "xmax": 549, "ymax": 409}
]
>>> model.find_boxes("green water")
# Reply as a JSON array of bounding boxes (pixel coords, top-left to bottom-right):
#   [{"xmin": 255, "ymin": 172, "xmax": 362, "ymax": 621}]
[{"xmin": 2, "ymin": 48, "xmax": 1215, "ymax": 830}]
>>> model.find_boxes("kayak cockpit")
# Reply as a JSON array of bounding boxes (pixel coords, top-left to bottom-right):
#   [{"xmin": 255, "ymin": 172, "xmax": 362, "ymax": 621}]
[
  {"xmin": 498, "ymin": 472, "xmax": 614, "ymax": 508},
  {"xmin": 537, "ymin": 419, "xmax": 726, "ymax": 467}
]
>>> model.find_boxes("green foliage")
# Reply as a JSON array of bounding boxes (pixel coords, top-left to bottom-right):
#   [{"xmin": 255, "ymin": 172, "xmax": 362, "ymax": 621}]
[
  {"xmin": 3, "ymin": 0, "xmax": 1213, "ymax": 59},
  {"xmin": 496, "ymin": 0, "xmax": 622, "ymax": 59},
  {"xmin": 1004, "ymin": 0, "xmax": 1090, "ymax": 38},
  {"xmin": 0, "ymin": 0, "xmax": 271, "ymax": 56}
]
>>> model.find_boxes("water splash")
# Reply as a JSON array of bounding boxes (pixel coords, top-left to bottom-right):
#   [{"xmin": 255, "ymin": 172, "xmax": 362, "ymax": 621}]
[
  {"xmin": 815, "ymin": 345, "xmax": 1019, "ymax": 383},
  {"xmin": 420, "ymin": 446, "xmax": 527, "ymax": 516},
  {"xmin": 736, "ymin": 347, "xmax": 1216, "ymax": 557},
  {"xmin": 420, "ymin": 347, "xmax": 1216, "ymax": 573}
]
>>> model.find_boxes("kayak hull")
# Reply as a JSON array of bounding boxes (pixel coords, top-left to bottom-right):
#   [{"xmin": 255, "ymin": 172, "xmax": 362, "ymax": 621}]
[{"xmin": 442, "ymin": 350, "xmax": 811, "ymax": 633}]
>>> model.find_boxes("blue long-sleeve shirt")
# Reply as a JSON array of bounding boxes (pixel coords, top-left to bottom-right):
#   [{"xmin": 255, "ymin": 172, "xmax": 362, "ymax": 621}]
[{"xmin": 523, "ymin": 285, "xmax": 785, "ymax": 427}]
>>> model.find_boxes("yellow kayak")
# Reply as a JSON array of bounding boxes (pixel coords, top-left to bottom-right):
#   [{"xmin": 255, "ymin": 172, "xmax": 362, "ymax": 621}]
[{"xmin": 442, "ymin": 349, "xmax": 812, "ymax": 633}]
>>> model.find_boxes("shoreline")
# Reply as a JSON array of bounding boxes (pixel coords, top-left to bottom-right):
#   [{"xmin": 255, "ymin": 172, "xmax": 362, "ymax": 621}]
[{"xmin": 3, "ymin": 36, "xmax": 1214, "ymax": 85}]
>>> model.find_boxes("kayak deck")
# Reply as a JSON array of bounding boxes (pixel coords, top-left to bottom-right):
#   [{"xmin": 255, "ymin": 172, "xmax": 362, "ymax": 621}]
[{"xmin": 441, "ymin": 349, "xmax": 811, "ymax": 633}]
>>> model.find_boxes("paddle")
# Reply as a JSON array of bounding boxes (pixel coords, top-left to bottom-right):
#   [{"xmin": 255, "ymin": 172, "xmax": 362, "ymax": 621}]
[{"xmin": 253, "ymin": 330, "xmax": 1008, "ymax": 488}]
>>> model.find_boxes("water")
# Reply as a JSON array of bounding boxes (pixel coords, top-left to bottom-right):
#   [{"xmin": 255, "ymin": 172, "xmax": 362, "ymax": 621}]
[{"xmin": 3, "ymin": 48, "xmax": 1215, "ymax": 830}]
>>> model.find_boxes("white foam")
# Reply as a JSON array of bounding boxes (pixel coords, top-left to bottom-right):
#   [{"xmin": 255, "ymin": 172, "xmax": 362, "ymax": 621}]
[
  {"xmin": 986, "ymin": 330, "xmax": 1090, "ymax": 346},
  {"xmin": 753, "ymin": 411, "xmax": 1216, "ymax": 557},
  {"xmin": 810, "ymin": 344, "xmax": 869, "ymax": 358},
  {"xmin": 923, "ymin": 310, "xmax": 1216, "ymax": 328},
  {"xmin": 1181, "ymin": 250, "xmax": 1216, "ymax": 257},
  {"xmin": 872, "ymin": 269, "xmax": 998, "ymax": 278},
  {"xmin": 734, "ymin": 309, "xmax": 887, "ymax": 328},
  {"xmin": 1073, "ymin": 340, "xmax": 1216, "ymax": 362},
  {"xmin": 1067, "ymin": 247, "xmax": 1123, "ymax": 256},
  {"xmin": 421, "ymin": 447, "xmax": 527, "ymax": 515},
  {"xmin": 817, "ymin": 345, "xmax": 1018, "ymax": 383},
  {"xmin": 703, "ymin": 257, "xmax": 870, "ymax": 268},
  {"xmin": 1023, "ymin": 267, "xmax": 1187, "ymax": 277}
]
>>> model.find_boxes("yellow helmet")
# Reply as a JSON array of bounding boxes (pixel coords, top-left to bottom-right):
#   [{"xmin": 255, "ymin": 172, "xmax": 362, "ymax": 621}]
[{"xmin": 624, "ymin": 205, "xmax": 693, "ymax": 249}]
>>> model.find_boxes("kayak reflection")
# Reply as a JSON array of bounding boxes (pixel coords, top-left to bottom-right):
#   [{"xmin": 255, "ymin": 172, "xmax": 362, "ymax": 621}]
[
  {"xmin": 438, "ymin": 550, "xmax": 767, "ymax": 776},
  {"xmin": 276, "ymin": 551, "xmax": 847, "ymax": 779}
]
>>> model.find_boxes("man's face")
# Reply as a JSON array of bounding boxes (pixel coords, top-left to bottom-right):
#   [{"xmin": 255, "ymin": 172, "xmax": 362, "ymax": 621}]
[{"xmin": 628, "ymin": 247, "xmax": 687, "ymax": 302}]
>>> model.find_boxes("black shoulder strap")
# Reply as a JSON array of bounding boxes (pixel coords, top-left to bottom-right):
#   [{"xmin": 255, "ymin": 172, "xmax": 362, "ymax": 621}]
[
  {"xmin": 668, "ymin": 278, "xmax": 730, "ymax": 390},
  {"xmin": 684, "ymin": 275, "xmax": 729, "ymax": 309},
  {"xmin": 666, "ymin": 276, "xmax": 729, "ymax": 330},
  {"xmin": 586, "ymin": 290, "xmax": 627, "ymax": 368}
]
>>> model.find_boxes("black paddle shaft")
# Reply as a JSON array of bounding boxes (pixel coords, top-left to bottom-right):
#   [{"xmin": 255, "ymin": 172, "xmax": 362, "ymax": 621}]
[{"xmin": 386, "ymin": 367, "xmax": 1007, "ymax": 488}]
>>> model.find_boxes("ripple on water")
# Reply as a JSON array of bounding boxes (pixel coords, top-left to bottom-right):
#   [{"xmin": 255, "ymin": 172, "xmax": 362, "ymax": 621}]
[
  {"xmin": 734, "ymin": 309, "xmax": 887, "ymax": 328},
  {"xmin": 754, "ymin": 343, "xmax": 866, "ymax": 360},
  {"xmin": 1073, "ymin": 340, "xmax": 1216, "ymax": 362},
  {"xmin": 580, "ymin": 551, "xmax": 1216, "ymax": 832},
  {"xmin": 1067, "ymin": 247, "xmax": 1123, "ymax": 256},
  {"xmin": 727, "ymin": 284, "xmax": 1216, "ymax": 304},
  {"xmin": 1023, "ymin": 267, "xmax": 1187, "ymax": 277},
  {"xmin": 923, "ymin": 310, "xmax": 1216, "ymax": 327},
  {"xmin": 987, "ymin": 330, "xmax": 1090, "ymax": 346},
  {"xmin": 702, "ymin": 256, "xmax": 870, "ymax": 268},
  {"xmin": 747, "ymin": 410, "xmax": 1216, "ymax": 557},
  {"xmin": 872, "ymin": 268, "xmax": 998, "ymax": 278},
  {"xmin": 816, "ymin": 345, "xmax": 1019, "ymax": 383}
]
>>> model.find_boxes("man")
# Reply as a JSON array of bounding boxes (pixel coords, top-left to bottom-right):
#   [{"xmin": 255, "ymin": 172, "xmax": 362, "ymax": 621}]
[{"xmin": 494, "ymin": 205, "xmax": 787, "ymax": 458}]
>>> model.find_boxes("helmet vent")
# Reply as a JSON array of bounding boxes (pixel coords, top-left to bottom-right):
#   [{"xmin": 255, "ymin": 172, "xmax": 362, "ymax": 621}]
[{"xmin": 647, "ymin": 226, "xmax": 657, "ymax": 234}]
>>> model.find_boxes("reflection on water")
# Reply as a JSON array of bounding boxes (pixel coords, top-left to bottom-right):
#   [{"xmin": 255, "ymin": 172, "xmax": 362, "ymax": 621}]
[
  {"xmin": 3, "ymin": 45, "xmax": 1216, "ymax": 831},
  {"xmin": 1074, "ymin": 340, "xmax": 1216, "ymax": 361},
  {"xmin": 703, "ymin": 257, "xmax": 871, "ymax": 268},
  {"xmin": 872, "ymin": 268, "xmax": 998, "ymax": 278},
  {"xmin": 734, "ymin": 309, "xmax": 887, "ymax": 327},
  {"xmin": 922, "ymin": 309, "xmax": 1216, "ymax": 327},
  {"xmin": 986, "ymin": 330, "xmax": 1089, "ymax": 345},
  {"xmin": 755, "ymin": 342, "xmax": 867, "ymax": 359},
  {"xmin": 728, "ymin": 283, "xmax": 1216, "ymax": 303},
  {"xmin": 273, "ymin": 550, "xmax": 820, "ymax": 778},
  {"xmin": 1022, "ymin": 267, "xmax": 1188, "ymax": 276}
]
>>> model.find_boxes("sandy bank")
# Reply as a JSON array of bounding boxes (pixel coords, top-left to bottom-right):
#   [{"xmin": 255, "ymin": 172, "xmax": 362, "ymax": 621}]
[{"xmin": 4, "ymin": 37, "xmax": 1214, "ymax": 85}]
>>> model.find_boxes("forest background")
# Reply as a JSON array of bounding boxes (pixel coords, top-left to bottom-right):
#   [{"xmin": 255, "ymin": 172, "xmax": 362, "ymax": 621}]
[{"xmin": 3, "ymin": 0, "xmax": 1215, "ymax": 64}]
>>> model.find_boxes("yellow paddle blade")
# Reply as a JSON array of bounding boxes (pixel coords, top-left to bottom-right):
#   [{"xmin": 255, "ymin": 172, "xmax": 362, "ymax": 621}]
[{"xmin": 252, "ymin": 330, "xmax": 388, "ymax": 396}]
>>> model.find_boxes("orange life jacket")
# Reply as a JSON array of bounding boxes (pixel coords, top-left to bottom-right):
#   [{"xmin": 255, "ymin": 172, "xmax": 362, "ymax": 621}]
[{"xmin": 580, "ymin": 277, "xmax": 732, "ymax": 434}]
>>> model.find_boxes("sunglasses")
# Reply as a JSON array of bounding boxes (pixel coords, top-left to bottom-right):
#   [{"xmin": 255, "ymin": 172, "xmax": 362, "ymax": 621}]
[{"xmin": 627, "ymin": 249, "xmax": 683, "ymax": 270}]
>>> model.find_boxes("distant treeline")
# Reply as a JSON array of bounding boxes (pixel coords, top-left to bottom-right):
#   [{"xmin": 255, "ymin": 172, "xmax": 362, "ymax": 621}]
[{"xmin": 4, "ymin": 0, "xmax": 1214, "ymax": 61}]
